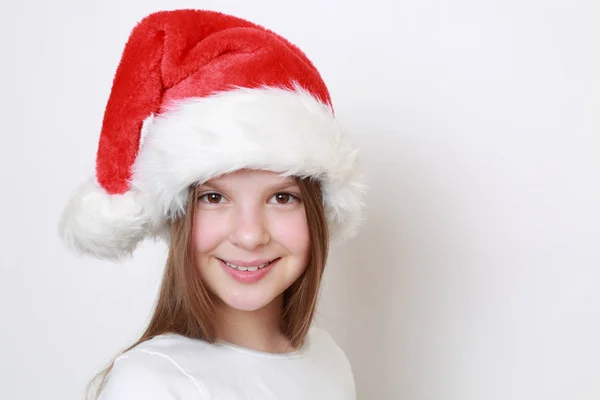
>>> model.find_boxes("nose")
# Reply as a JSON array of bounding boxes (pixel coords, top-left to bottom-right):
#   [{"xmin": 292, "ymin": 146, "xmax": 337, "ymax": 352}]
[{"xmin": 229, "ymin": 206, "xmax": 271, "ymax": 250}]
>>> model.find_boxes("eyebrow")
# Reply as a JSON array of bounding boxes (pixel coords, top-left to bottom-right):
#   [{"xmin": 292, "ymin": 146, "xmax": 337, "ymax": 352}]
[{"xmin": 198, "ymin": 178, "xmax": 300, "ymax": 193}]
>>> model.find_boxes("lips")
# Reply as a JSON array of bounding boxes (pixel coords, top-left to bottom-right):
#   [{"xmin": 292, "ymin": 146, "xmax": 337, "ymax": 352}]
[
  {"xmin": 220, "ymin": 259, "xmax": 275, "ymax": 271},
  {"xmin": 217, "ymin": 257, "xmax": 280, "ymax": 284}
]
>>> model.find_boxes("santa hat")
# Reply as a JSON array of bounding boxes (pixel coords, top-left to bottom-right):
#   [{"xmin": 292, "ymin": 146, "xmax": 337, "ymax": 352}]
[{"xmin": 59, "ymin": 9, "xmax": 366, "ymax": 260}]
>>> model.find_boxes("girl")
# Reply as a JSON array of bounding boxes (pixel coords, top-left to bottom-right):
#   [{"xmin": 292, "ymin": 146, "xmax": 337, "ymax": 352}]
[{"xmin": 59, "ymin": 9, "xmax": 365, "ymax": 400}]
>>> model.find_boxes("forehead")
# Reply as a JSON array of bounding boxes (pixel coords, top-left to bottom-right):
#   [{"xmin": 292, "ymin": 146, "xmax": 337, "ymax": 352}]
[{"xmin": 202, "ymin": 169, "xmax": 297, "ymax": 187}]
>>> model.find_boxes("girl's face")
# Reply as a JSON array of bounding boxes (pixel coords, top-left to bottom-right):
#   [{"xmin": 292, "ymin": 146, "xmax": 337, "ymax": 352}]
[{"xmin": 192, "ymin": 169, "xmax": 310, "ymax": 311}]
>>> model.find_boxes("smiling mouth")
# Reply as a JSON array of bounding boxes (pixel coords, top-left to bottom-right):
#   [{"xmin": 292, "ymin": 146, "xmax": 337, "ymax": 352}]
[{"xmin": 218, "ymin": 258, "xmax": 280, "ymax": 272}]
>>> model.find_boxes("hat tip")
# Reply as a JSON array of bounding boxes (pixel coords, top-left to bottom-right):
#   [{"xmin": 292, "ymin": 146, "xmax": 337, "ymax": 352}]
[{"xmin": 58, "ymin": 179, "xmax": 150, "ymax": 260}]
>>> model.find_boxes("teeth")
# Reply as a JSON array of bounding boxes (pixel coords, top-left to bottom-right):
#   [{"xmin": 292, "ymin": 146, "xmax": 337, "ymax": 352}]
[{"xmin": 224, "ymin": 260, "xmax": 272, "ymax": 271}]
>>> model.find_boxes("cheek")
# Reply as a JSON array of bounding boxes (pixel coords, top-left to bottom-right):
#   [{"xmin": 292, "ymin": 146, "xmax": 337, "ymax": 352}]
[
  {"xmin": 271, "ymin": 210, "xmax": 310, "ymax": 256},
  {"xmin": 192, "ymin": 211, "xmax": 226, "ymax": 256}
]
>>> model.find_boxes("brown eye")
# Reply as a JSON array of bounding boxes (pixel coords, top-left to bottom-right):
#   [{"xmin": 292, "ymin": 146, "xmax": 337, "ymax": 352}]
[
  {"xmin": 276, "ymin": 193, "xmax": 290, "ymax": 203},
  {"xmin": 199, "ymin": 193, "xmax": 224, "ymax": 204},
  {"xmin": 208, "ymin": 194, "xmax": 222, "ymax": 203},
  {"xmin": 270, "ymin": 192, "xmax": 298, "ymax": 204}
]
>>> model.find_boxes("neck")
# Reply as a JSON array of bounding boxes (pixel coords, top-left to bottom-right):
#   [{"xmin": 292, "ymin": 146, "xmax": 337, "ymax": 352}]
[{"xmin": 214, "ymin": 294, "xmax": 294, "ymax": 354}]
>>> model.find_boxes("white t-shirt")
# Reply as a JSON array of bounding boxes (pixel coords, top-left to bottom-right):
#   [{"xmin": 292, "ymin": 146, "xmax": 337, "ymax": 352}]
[{"xmin": 98, "ymin": 327, "xmax": 356, "ymax": 399}]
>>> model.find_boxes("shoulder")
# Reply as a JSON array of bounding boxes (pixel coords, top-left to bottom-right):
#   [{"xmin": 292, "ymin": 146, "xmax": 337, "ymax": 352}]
[
  {"xmin": 307, "ymin": 326, "xmax": 356, "ymax": 394},
  {"xmin": 308, "ymin": 326, "xmax": 354, "ymax": 373},
  {"xmin": 308, "ymin": 326, "xmax": 350, "ymax": 361},
  {"xmin": 99, "ymin": 335, "xmax": 209, "ymax": 399}
]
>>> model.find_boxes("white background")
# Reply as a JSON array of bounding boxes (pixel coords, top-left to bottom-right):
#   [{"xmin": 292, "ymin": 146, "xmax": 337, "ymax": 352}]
[{"xmin": 1, "ymin": 0, "xmax": 599, "ymax": 399}]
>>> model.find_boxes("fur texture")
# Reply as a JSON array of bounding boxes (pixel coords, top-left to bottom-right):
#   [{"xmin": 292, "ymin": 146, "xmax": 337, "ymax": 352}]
[
  {"xmin": 59, "ymin": 179, "xmax": 150, "ymax": 260},
  {"xmin": 60, "ymin": 87, "xmax": 366, "ymax": 258},
  {"xmin": 59, "ymin": 9, "xmax": 366, "ymax": 259},
  {"xmin": 95, "ymin": 9, "xmax": 331, "ymax": 195}
]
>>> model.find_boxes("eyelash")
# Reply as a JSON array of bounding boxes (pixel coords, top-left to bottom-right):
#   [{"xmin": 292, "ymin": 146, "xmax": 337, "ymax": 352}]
[{"xmin": 196, "ymin": 192, "xmax": 301, "ymax": 205}]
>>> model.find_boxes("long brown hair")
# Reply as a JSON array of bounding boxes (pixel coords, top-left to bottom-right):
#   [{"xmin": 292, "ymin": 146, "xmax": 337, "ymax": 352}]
[{"xmin": 87, "ymin": 176, "xmax": 329, "ymax": 399}]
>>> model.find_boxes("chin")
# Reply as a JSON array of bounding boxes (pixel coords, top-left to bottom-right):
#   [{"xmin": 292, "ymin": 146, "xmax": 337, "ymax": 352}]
[
  {"xmin": 220, "ymin": 290, "xmax": 281, "ymax": 312},
  {"xmin": 200, "ymin": 256, "xmax": 307, "ymax": 312}
]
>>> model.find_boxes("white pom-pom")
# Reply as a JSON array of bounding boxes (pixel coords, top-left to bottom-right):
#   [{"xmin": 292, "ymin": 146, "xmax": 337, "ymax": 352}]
[{"xmin": 58, "ymin": 179, "xmax": 151, "ymax": 260}]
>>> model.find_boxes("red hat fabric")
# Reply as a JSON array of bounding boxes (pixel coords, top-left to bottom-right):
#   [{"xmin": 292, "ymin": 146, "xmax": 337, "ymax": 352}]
[{"xmin": 59, "ymin": 9, "xmax": 366, "ymax": 259}]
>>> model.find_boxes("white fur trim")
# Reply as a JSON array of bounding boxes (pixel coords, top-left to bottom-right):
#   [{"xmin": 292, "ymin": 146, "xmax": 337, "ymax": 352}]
[
  {"xmin": 60, "ymin": 86, "xmax": 366, "ymax": 259},
  {"xmin": 139, "ymin": 113, "xmax": 155, "ymax": 150},
  {"xmin": 58, "ymin": 179, "xmax": 151, "ymax": 260},
  {"xmin": 133, "ymin": 86, "xmax": 366, "ymax": 242}
]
